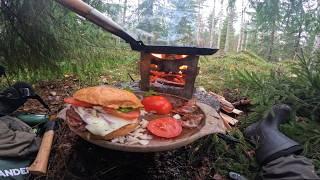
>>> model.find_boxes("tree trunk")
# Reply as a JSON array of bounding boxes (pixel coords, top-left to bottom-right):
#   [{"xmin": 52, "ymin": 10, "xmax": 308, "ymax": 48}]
[
  {"xmin": 313, "ymin": 1, "xmax": 320, "ymax": 53},
  {"xmin": 267, "ymin": 25, "xmax": 275, "ymax": 61},
  {"xmin": 237, "ymin": 0, "xmax": 245, "ymax": 52},
  {"xmin": 122, "ymin": 0, "xmax": 127, "ymax": 25},
  {"xmin": 224, "ymin": 5, "xmax": 234, "ymax": 53},
  {"xmin": 224, "ymin": 18, "xmax": 230, "ymax": 52},
  {"xmin": 196, "ymin": 2, "xmax": 202, "ymax": 46},
  {"xmin": 253, "ymin": 27, "xmax": 258, "ymax": 48},
  {"xmin": 217, "ymin": 0, "xmax": 224, "ymax": 49},
  {"xmin": 258, "ymin": 33, "xmax": 265, "ymax": 55},
  {"xmin": 294, "ymin": 24, "xmax": 302, "ymax": 58},
  {"xmin": 313, "ymin": 34, "xmax": 320, "ymax": 53},
  {"xmin": 137, "ymin": 0, "xmax": 140, "ymax": 23},
  {"xmin": 242, "ymin": 22, "xmax": 248, "ymax": 51},
  {"xmin": 209, "ymin": 0, "xmax": 216, "ymax": 48}
]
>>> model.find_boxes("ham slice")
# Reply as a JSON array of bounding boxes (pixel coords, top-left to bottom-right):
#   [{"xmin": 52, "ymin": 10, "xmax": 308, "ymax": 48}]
[
  {"xmin": 172, "ymin": 99, "xmax": 198, "ymax": 114},
  {"xmin": 66, "ymin": 107, "xmax": 86, "ymax": 132},
  {"xmin": 172, "ymin": 99, "xmax": 204, "ymax": 128},
  {"xmin": 181, "ymin": 114, "xmax": 204, "ymax": 128}
]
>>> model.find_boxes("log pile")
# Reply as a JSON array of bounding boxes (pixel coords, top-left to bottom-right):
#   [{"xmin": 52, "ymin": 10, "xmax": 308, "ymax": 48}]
[{"xmin": 209, "ymin": 92, "xmax": 251, "ymax": 130}]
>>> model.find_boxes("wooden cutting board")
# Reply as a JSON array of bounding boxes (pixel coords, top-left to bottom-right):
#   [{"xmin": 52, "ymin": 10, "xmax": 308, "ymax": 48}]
[{"xmin": 70, "ymin": 95, "xmax": 227, "ymax": 152}]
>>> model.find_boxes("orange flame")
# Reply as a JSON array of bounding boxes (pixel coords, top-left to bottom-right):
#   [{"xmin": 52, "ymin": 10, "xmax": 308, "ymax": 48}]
[
  {"xmin": 151, "ymin": 53, "xmax": 164, "ymax": 59},
  {"xmin": 151, "ymin": 53, "xmax": 189, "ymax": 60},
  {"xmin": 150, "ymin": 64, "xmax": 158, "ymax": 69},
  {"xmin": 179, "ymin": 65, "xmax": 188, "ymax": 70}
]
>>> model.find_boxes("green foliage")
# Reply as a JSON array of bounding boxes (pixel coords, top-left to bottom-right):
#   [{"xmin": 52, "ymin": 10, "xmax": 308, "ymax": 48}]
[
  {"xmin": 224, "ymin": 0, "xmax": 237, "ymax": 52},
  {"xmin": 279, "ymin": 0, "xmax": 306, "ymax": 59},
  {"xmin": 218, "ymin": 18, "xmax": 228, "ymax": 50},
  {"xmin": 137, "ymin": 0, "xmax": 155, "ymax": 33},
  {"xmin": 230, "ymin": 51, "xmax": 320, "ymax": 172},
  {"xmin": 233, "ymin": 51, "xmax": 320, "ymax": 122},
  {"xmin": 197, "ymin": 51, "xmax": 274, "ymax": 92},
  {"xmin": 0, "ymin": 0, "xmax": 124, "ymax": 77},
  {"xmin": 255, "ymin": 0, "xmax": 280, "ymax": 60},
  {"xmin": 281, "ymin": 120, "xmax": 320, "ymax": 168},
  {"xmin": 247, "ymin": 0, "xmax": 319, "ymax": 60},
  {"xmin": 189, "ymin": 130, "xmax": 258, "ymax": 179},
  {"xmin": 170, "ymin": 0, "xmax": 198, "ymax": 46},
  {"xmin": 198, "ymin": 50, "xmax": 320, "ymax": 177},
  {"xmin": 0, "ymin": 0, "xmax": 64, "ymax": 70},
  {"xmin": 143, "ymin": 90, "xmax": 159, "ymax": 97},
  {"xmin": 7, "ymin": 49, "xmax": 139, "ymax": 85},
  {"xmin": 255, "ymin": 0, "xmax": 281, "ymax": 30}
]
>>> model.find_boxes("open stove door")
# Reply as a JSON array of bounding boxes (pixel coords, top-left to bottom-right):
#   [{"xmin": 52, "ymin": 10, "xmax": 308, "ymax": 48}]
[{"xmin": 55, "ymin": 0, "xmax": 219, "ymax": 55}]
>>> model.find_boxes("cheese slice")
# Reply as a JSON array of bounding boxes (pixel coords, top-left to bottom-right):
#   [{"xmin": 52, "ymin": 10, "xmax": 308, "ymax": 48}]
[{"xmin": 75, "ymin": 107, "xmax": 136, "ymax": 136}]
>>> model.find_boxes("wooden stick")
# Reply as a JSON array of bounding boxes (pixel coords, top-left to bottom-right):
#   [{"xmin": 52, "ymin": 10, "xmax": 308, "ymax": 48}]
[
  {"xmin": 232, "ymin": 108, "xmax": 244, "ymax": 115},
  {"xmin": 28, "ymin": 129, "xmax": 54, "ymax": 175},
  {"xmin": 220, "ymin": 112, "xmax": 239, "ymax": 126},
  {"xmin": 209, "ymin": 92, "xmax": 235, "ymax": 113},
  {"xmin": 221, "ymin": 116, "xmax": 232, "ymax": 130}
]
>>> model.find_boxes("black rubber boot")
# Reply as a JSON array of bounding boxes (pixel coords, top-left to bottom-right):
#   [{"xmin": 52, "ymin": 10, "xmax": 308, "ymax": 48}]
[{"xmin": 244, "ymin": 104, "xmax": 303, "ymax": 165}]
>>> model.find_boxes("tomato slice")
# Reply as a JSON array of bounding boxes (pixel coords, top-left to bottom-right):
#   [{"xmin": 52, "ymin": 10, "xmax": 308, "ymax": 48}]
[
  {"xmin": 103, "ymin": 107, "xmax": 140, "ymax": 120},
  {"xmin": 64, "ymin": 97, "xmax": 93, "ymax": 108},
  {"xmin": 147, "ymin": 117, "xmax": 182, "ymax": 138},
  {"xmin": 142, "ymin": 96, "xmax": 172, "ymax": 115}
]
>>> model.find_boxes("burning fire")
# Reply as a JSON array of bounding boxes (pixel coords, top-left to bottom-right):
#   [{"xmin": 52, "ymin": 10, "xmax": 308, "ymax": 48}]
[
  {"xmin": 151, "ymin": 53, "xmax": 189, "ymax": 60},
  {"xmin": 149, "ymin": 70, "xmax": 186, "ymax": 87},
  {"xmin": 150, "ymin": 64, "xmax": 158, "ymax": 70},
  {"xmin": 148, "ymin": 60, "xmax": 189, "ymax": 88},
  {"xmin": 179, "ymin": 65, "xmax": 188, "ymax": 70}
]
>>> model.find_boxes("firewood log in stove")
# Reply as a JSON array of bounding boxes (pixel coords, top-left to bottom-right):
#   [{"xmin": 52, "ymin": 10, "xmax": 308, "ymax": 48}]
[
  {"xmin": 150, "ymin": 70, "xmax": 186, "ymax": 87},
  {"xmin": 155, "ymin": 78, "xmax": 185, "ymax": 87}
]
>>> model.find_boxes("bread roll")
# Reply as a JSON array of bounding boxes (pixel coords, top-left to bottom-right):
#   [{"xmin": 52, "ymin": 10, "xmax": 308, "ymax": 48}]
[{"xmin": 73, "ymin": 86, "xmax": 143, "ymax": 109}]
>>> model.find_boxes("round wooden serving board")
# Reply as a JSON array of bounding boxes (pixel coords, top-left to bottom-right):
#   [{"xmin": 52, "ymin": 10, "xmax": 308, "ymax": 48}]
[{"xmin": 70, "ymin": 93, "xmax": 226, "ymax": 152}]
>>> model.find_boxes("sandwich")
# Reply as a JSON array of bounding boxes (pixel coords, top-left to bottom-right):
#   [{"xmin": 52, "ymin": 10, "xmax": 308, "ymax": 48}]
[{"xmin": 64, "ymin": 86, "xmax": 143, "ymax": 140}]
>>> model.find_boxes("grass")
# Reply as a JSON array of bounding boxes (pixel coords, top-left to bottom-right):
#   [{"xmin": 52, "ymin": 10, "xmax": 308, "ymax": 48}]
[
  {"xmin": 7, "ymin": 50, "xmax": 273, "ymax": 92},
  {"xmin": 197, "ymin": 51, "xmax": 275, "ymax": 92},
  {"xmin": 8, "ymin": 49, "xmax": 272, "ymax": 93},
  {"xmin": 8, "ymin": 48, "xmax": 139, "ymax": 86}
]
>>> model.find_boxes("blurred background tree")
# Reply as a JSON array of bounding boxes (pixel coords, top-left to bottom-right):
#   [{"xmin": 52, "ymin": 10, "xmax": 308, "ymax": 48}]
[{"xmin": 1, "ymin": 0, "xmax": 319, "ymax": 70}]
